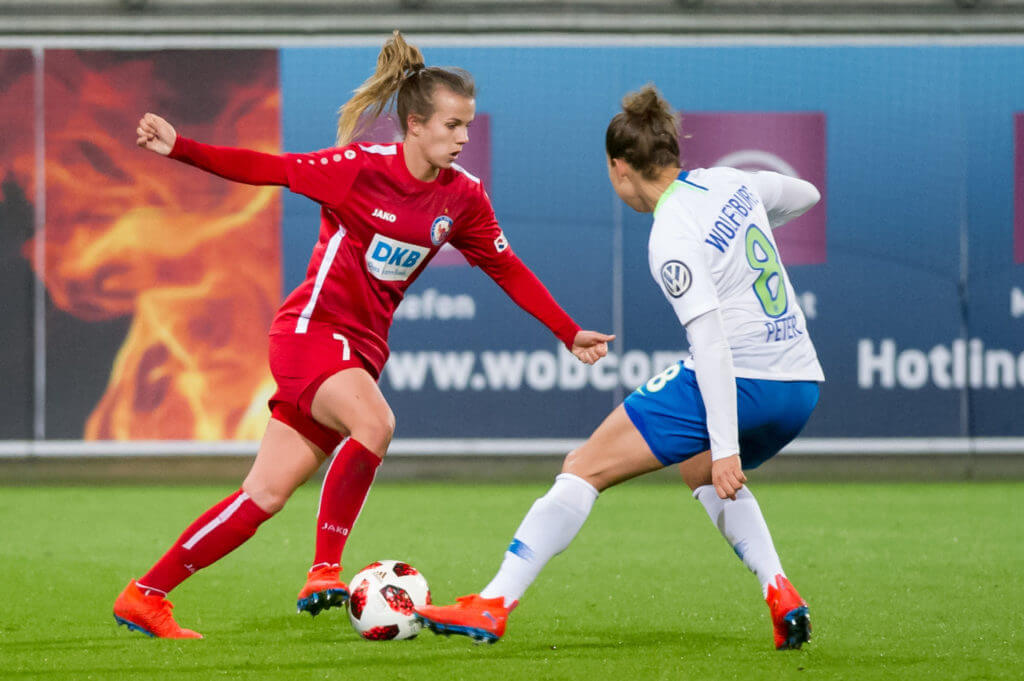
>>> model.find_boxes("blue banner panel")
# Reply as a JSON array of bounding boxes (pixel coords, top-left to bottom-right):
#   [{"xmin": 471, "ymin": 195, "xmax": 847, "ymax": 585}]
[
  {"xmin": 6, "ymin": 42, "xmax": 1023, "ymax": 448},
  {"xmin": 274, "ymin": 44, "xmax": 1021, "ymax": 440}
]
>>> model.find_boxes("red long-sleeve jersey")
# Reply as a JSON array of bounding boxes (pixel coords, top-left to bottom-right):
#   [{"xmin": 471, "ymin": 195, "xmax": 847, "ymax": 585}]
[{"xmin": 169, "ymin": 137, "xmax": 580, "ymax": 375}]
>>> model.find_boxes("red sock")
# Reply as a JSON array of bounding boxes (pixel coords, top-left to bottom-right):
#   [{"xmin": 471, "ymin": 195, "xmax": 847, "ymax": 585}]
[
  {"xmin": 138, "ymin": 489, "xmax": 272, "ymax": 595},
  {"xmin": 312, "ymin": 438, "xmax": 381, "ymax": 569}
]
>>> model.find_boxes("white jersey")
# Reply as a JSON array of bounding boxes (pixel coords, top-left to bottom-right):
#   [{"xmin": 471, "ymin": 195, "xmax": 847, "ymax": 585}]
[{"xmin": 648, "ymin": 167, "xmax": 824, "ymax": 382}]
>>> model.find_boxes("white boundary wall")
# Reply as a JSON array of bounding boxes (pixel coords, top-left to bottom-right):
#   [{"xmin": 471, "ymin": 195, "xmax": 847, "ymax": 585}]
[
  {"xmin": 2, "ymin": 438, "xmax": 1024, "ymax": 458},
  {"xmin": 10, "ymin": 34, "xmax": 1024, "ymax": 48},
  {"xmin": 7, "ymin": 2, "xmax": 1024, "ymax": 35}
]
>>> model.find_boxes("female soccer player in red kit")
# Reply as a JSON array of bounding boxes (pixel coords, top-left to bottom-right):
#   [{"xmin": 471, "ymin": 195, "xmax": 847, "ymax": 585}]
[{"xmin": 112, "ymin": 31, "xmax": 614, "ymax": 639}]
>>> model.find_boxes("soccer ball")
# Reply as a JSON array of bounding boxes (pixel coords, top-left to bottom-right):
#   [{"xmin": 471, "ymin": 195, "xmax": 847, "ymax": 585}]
[{"xmin": 347, "ymin": 560, "xmax": 431, "ymax": 640}]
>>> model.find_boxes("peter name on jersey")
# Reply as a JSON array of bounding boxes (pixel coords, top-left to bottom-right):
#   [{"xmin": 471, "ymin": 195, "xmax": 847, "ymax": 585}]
[
  {"xmin": 764, "ymin": 313, "xmax": 803, "ymax": 343},
  {"xmin": 704, "ymin": 185, "xmax": 761, "ymax": 253}
]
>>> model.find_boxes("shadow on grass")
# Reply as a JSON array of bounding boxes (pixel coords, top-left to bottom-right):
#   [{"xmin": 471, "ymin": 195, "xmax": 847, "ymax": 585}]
[
  {"xmin": 0, "ymin": 636, "xmax": 136, "ymax": 653},
  {"xmin": 0, "ymin": 625, "xmax": 750, "ymax": 677}
]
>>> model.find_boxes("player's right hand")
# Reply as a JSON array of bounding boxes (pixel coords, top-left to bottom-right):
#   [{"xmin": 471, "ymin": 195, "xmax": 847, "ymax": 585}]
[
  {"xmin": 570, "ymin": 330, "xmax": 615, "ymax": 365},
  {"xmin": 711, "ymin": 454, "xmax": 746, "ymax": 500},
  {"xmin": 136, "ymin": 113, "xmax": 177, "ymax": 156}
]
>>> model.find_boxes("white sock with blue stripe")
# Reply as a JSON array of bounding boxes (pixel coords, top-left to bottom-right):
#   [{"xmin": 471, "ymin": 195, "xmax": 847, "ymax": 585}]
[
  {"xmin": 694, "ymin": 484, "xmax": 785, "ymax": 597},
  {"xmin": 480, "ymin": 473, "xmax": 599, "ymax": 608}
]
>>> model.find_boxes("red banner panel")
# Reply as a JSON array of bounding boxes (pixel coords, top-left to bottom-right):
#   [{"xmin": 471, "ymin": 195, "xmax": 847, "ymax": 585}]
[{"xmin": 681, "ymin": 112, "xmax": 827, "ymax": 265}]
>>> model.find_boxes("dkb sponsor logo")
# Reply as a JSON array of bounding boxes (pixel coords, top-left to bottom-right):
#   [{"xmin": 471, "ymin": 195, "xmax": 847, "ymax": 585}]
[{"xmin": 366, "ymin": 234, "xmax": 429, "ymax": 282}]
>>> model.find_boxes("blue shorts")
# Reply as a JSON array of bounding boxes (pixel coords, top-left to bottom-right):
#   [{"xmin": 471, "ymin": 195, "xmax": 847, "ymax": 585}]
[{"xmin": 623, "ymin": 363, "xmax": 819, "ymax": 469}]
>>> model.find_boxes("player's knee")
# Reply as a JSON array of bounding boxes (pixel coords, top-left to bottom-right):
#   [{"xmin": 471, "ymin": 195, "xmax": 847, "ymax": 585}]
[
  {"xmin": 351, "ymin": 406, "xmax": 395, "ymax": 456},
  {"xmin": 678, "ymin": 451, "xmax": 713, "ymax": 490},
  {"xmin": 241, "ymin": 479, "xmax": 290, "ymax": 514},
  {"xmin": 560, "ymin": 449, "xmax": 608, "ymax": 491}
]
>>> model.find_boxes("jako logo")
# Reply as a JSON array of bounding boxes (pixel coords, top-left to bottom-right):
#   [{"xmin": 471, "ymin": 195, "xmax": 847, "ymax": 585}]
[
  {"xmin": 366, "ymin": 234, "xmax": 430, "ymax": 282},
  {"xmin": 320, "ymin": 522, "xmax": 349, "ymax": 536},
  {"xmin": 372, "ymin": 208, "xmax": 397, "ymax": 222}
]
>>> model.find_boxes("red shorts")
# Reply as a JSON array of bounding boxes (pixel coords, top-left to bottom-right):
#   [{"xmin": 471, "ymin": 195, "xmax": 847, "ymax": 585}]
[{"xmin": 268, "ymin": 329, "xmax": 379, "ymax": 455}]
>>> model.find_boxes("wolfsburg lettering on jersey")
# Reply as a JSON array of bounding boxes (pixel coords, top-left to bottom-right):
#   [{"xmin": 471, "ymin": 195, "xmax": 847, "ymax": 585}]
[{"xmin": 704, "ymin": 185, "xmax": 761, "ymax": 253}]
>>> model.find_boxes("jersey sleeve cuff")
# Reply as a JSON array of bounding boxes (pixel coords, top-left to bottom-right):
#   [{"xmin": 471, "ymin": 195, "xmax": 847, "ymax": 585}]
[
  {"xmin": 168, "ymin": 135, "xmax": 192, "ymax": 161},
  {"xmin": 710, "ymin": 446, "xmax": 740, "ymax": 462},
  {"xmin": 556, "ymin": 322, "xmax": 581, "ymax": 350}
]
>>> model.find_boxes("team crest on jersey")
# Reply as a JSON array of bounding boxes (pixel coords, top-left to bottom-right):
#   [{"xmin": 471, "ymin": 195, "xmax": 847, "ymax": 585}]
[
  {"xmin": 430, "ymin": 215, "xmax": 454, "ymax": 245},
  {"xmin": 660, "ymin": 260, "xmax": 692, "ymax": 298}
]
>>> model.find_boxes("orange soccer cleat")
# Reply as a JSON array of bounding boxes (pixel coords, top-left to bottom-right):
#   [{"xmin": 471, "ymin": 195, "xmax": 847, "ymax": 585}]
[
  {"xmin": 113, "ymin": 580, "xmax": 203, "ymax": 639},
  {"xmin": 414, "ymin": 594, "xmax": 515, "ymax": 644},
  {"xmin": 766, "ymin": 574, "xmax": 811, "ymax": 650},
  {"xmin": 296, "ymin": 564, "xmax": 349, "ymax": 616}
]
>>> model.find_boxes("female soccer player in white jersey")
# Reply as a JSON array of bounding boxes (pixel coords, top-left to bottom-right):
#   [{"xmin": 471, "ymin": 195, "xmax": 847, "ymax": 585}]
[
  {"xmin": 415, "ymin": 84, "xmax": 824, "ymax": 650},
  {"xmin": 112, "ymin": 31, "xmax": 613, "ymax": 639}
]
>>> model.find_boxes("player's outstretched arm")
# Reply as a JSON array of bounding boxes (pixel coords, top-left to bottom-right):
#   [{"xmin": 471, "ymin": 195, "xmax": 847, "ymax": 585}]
[
  {"xmin": 135, "ymin": 112, "xmax": 289, "ymax": 186},
  {"xmin": 136, "ymin": 112, "xmax": 177, "ymax": 156}
]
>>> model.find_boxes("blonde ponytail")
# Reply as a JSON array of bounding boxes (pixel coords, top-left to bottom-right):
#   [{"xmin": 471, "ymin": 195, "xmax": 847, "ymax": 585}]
[{"xmin": 336, "ymin": 30, "xmax": 424, "ymax": 146}]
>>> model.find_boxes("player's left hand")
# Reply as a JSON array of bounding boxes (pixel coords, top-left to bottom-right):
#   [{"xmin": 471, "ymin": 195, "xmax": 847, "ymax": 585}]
[
  {"xmin": 712, "ymin": 454, "xmax": 746, "ymax": 500},
  {"xmin": 571, "ymin": 330, "xmax": 615, "ymax": 364}
]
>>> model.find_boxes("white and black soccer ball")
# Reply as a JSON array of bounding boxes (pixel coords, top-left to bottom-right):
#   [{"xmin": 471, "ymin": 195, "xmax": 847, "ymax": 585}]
[{"xmin": 347, "ymin": 560, "xmax": 431, "ymax": 640}]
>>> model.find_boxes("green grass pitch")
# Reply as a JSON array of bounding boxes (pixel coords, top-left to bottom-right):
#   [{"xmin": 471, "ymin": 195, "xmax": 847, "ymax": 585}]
[{"xmin": 1, "ymin": 480, "xmax": 1021, "ymax": 680}]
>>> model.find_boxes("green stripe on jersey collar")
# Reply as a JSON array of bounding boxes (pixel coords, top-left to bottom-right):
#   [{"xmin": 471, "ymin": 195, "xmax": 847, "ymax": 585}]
[
  {"xmin": 654, "ymin": 170, "xmax": 706, "ymax": 218},
  {"xmin": 654, "ymin": 182, "xmax": 679, "ymax": 218}
]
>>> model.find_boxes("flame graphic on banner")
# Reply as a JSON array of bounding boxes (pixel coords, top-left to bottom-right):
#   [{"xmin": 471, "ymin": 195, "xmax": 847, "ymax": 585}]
[{"xmin": 24, "ymin": 50, "xmax": 282, "ymax": 440}]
